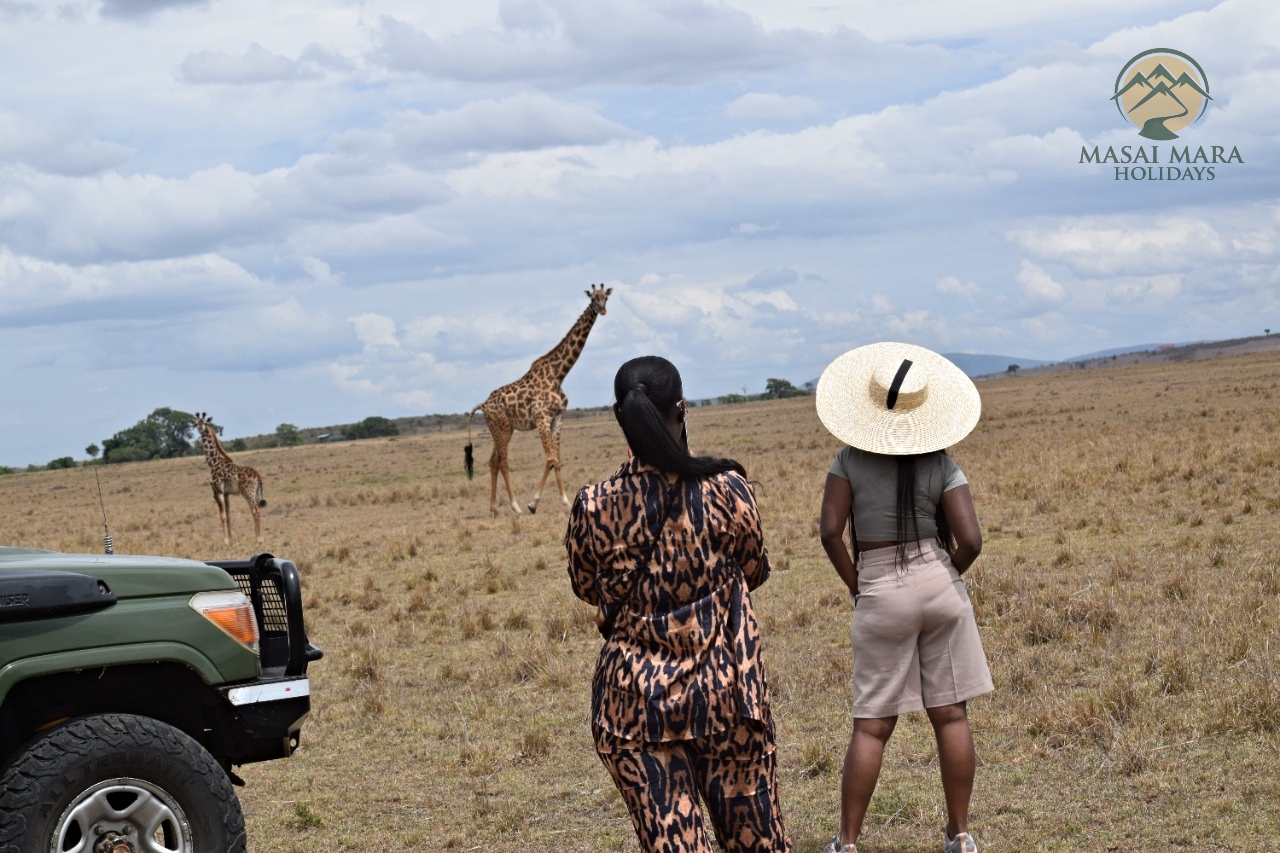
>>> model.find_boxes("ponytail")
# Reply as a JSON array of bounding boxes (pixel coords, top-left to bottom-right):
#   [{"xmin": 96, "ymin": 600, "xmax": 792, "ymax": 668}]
[{"xmin": 614, "ymin": 356, "xmax": 746, "ymax": 479}]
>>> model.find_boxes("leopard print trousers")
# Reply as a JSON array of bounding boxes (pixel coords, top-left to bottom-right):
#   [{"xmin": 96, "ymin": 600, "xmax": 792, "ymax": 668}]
[{"xmin": 595, "ymin": 718, "xmax": 791, "ymax": 852}]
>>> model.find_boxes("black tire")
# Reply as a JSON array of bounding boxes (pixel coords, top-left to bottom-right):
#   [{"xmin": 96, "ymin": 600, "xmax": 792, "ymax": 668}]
[{"xmin": 0, "ymin": 713, "xmax": 246, "ymax": 853}]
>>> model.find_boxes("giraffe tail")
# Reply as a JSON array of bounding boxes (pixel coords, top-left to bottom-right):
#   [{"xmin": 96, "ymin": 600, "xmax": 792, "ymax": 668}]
[
  {"xmin": 464, "ymin": 405, "xmax": 480, "ymax": 479},
  {"xmin": 255, "ymin": 477, "xmax": 267, "ymax": 508}
]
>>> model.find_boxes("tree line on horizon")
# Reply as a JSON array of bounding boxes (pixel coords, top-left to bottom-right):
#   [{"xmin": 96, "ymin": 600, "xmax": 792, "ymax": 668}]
[{"xmin": 3, "ymin": 377, "xmax": 811, "ymax": 474}]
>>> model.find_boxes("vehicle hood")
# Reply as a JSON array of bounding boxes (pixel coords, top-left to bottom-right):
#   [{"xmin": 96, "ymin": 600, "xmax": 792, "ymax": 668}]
[{"xmin": 0, "ymin": 547, "xmax": 236, "ymax": 598}]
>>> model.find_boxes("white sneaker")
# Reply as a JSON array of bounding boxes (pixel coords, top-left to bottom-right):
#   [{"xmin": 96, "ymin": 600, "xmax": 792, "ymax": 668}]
[
  {"xmin": 943, "ymin": 828, "xmax": 978, "ymax": 853},
  {"xmin": 825, "ymin": 835, "xmax": 858, "ymax": 853}
]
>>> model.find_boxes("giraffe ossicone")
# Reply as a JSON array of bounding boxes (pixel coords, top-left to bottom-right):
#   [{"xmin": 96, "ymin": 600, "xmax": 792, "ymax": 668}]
[
  {"xmin": 465, "ymin": 284, "xmax": 612, "ymax": 516},
  {"xmin": 192, "ymin": 412, "xmax": 267, "ymax": 545}
]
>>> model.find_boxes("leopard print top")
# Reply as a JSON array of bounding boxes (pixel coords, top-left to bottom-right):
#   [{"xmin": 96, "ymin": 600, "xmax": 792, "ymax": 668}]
[{"xmin": 566, "ymin": 457, "xmax": 774, "ymax": 742}]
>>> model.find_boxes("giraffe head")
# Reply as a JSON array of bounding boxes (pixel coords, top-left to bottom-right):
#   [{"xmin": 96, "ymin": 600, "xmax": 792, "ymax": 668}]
[
  {"xmin": 191, "ymin": 412, "xmax": 223, "ymax": 450},
  {"xmin": 585, "ymin": 283, "xmax": 612, "ymax": 316}
]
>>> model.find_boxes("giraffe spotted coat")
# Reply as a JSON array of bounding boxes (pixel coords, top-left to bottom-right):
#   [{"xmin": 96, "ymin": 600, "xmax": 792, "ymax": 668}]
[{"xmin": 566, "ymin": 458, "xmax": 774, "ymax": 743}]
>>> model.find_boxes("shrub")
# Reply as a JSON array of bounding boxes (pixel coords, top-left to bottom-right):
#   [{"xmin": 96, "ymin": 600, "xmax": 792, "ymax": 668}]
[
  {"xmin": 105, "ymin": 446, "xmax": 150, "ymax": 464},
  {"xmin": 346, "ymin": 416, "xmax": 400, "ymax": 440}
]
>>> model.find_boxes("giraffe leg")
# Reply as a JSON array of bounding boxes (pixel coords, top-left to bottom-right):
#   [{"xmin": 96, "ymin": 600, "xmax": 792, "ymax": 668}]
[
  {"xmin": 212, "ymin": 484, "xmax": 231, "ymax": 545},
  {"xmin": 241, "ymin": 478, "xmax": 262, "ymax": 546},
  {"xmin": 551, "ymin": 421, "xmax": 570, "ymax": 508},
  {"xmin": 528, "ymin": 417, "xmax": 557, "ymax": 514},
  {"xmin": 221, "ymin": 495, "xmax": 232, "ymax": 545},
  {"xmin": 500, "ymin": 465, "xmax": 521, "ymax": 515},
  {"xmin": 488, "ymin": 425, "xmax": 521, "ymax": 515}
]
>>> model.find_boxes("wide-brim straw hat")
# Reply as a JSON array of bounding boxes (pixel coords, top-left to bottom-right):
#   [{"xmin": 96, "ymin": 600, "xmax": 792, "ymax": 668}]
[{"xmin": 816, "ymin": 342, "xmax": 981, "ymax": 455}]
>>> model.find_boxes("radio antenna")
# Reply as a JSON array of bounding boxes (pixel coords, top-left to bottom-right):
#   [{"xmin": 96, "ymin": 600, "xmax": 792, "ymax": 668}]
[{"xmin": 94, "ymin": 468, "xmax": 114, "ymax": 555}]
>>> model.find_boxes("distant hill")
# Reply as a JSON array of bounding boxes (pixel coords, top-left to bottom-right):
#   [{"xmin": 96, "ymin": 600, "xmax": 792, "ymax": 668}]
[
  {"xmin": 1064, "ymin": 343, "xmax": 1173, "ymax": 361},
  {"xmin": 943, "ymin": 353, "xmax": 1050, "ymax": 377}
]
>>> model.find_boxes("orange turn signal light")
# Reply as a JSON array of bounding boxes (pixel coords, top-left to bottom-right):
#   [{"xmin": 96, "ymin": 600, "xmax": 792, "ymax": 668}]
[{"xmin": 190, "ymin": 591, "xmax": 260, "ymax": 653}]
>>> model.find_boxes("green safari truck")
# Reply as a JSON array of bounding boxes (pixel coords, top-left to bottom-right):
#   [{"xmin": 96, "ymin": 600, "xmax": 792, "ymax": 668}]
[{"xmin": 0, "ymin": 548, "xmax": 321, "ymax": 852}]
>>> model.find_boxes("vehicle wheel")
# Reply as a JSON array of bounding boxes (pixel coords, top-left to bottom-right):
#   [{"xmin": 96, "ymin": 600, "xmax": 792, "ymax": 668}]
[{"xmin": 0, "ymin": 713, "xmax": 246, "ymax": 853}]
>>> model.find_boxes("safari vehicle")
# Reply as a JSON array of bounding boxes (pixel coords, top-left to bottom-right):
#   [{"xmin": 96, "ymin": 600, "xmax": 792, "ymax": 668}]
[{"xmin": 0, "ymin": 548, "xmax": 320, "ymax": 853}]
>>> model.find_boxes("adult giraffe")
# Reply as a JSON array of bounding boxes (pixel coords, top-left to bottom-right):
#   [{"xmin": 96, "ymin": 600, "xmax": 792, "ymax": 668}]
[
  {"xmin": 465, "ymin": 284, "xmax": 612, "ymax": 515},
  {"xmin": 192, "ymin": 412, "xmax": 267, "ymax": 545}
]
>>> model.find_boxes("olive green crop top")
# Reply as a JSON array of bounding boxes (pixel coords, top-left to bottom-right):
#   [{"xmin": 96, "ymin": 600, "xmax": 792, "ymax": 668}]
[{"xmin": 827, "ymin": 446, "xmax": 968, "ymax": 543}]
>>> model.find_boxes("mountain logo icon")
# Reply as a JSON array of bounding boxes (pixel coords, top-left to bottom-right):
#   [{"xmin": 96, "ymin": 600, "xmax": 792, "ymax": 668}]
[{"xmin": 1112, "ymin": 48, "xmax": 1211, "ymax": 140}]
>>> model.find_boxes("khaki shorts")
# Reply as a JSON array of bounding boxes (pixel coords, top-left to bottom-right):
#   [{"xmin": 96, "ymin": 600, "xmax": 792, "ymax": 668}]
[{"xmin": 851, "ymin": 541, "xmax": 993, "ymax": 718}]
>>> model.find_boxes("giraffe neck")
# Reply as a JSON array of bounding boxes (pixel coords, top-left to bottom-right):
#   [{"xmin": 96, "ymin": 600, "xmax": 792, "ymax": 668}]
[
  {"xmin": 532, "ymin": 303, "xmax": 601, "ymax": 384},
  {"xmin": 201, "ymin": 429, "xmax": 232, "ymax": 468}
]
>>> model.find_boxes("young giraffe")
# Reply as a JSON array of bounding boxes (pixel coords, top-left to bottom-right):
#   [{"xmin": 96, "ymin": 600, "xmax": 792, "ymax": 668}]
[
  {"xmin": 192, "ymin": 412, "xmax": 267, "ymax": 545},
  {"xmin": 465, "ymin": 284, "xmax": 612, "ymax": 516}
]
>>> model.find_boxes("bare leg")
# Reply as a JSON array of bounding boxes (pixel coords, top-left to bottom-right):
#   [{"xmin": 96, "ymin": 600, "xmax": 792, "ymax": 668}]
[
  {"xmin": 838, "ymin": 715, "xmax": 897, "ymax": 846},
  {"xmin": 926, "ymin": 702, "xmax": 976, "ymax": 838}
]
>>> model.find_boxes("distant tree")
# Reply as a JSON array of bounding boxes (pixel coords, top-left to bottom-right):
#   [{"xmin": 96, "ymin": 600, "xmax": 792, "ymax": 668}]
[
  {"xmin": 105, "ymin": 447, "xmax": 150, "ymax": 464},
  {"xmin": 230, "ymin": 438, "xmax": 248, "ymax": 452},
  {"xmin": 764, "ymin": 378, "xmax": 803, "ymax": 399},
  {"xmin": 102, "ymin": 408, "xmax": 196, "ymax": 464},
  {"xmin": 346, "ymin": 416, "xmax": 400, "ymax": 440},
  {"xmin": 1007, "ymin": 364, "xmax": 1020, "ymax": 374},
  {"xmin": 717, "ymin": 393, "xmax": 748, "ymax": 406},
  {"xmin": 0, "ymin": 466, "xmax": 13, "ymax": 476},
  {"xmin": 1267, "ymin": 329, "xmax": 1272, "ymax": 335},
  {"xmin": 47, "ymin": 456, "xmax": 76, "ymax": 470},
  {"xmin": 85, "ymin": 443, "xmax": 100, "ymax": 459},
  {"xmin": 275, "ymin": 423, "xmax": 302, "ymax": 447}
]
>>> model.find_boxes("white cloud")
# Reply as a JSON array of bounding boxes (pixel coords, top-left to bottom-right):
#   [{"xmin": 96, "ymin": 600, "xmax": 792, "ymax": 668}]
[
  {"xmin": 1016, "ymin": 260, "xmax": 1064, "ymax": 302},
  {"xmin": 181, "ymin": 42, "xmax": 302, "ymax": 84},
  {"xmin": 739, "ymin": 289, "xmax": 798, "ymax": 310},
  {"xmin": 1007, "ymin": 213, "xmax": 1250, "ymax": 277},
  {"xmin": 936, "ymin": 275, "xmax": 980, "ymax": 300},
  {"xmin": 384, "ymin": 93, "xmax": 638, "ymax": 157},
  {"xmin": 349, "ymin": 313, "xmax": 401, "ymax": 350}
]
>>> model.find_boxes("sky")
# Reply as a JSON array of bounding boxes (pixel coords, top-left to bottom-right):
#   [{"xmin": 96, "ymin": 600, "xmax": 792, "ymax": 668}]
[{"xmin": 1, "ymin": 0, "xmax": 1277, "ymax": 467}]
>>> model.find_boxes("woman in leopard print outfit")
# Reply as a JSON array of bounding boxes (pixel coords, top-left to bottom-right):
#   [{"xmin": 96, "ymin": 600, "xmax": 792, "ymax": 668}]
[{"xmin": 566, "ymin": 355, "xmax": 791, "ymax": 853}]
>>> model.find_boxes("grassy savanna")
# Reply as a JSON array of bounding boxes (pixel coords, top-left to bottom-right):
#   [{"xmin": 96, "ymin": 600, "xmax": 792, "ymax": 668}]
[{"xmin": 3, "ymin": 350, "xmax": 1280, "ymax": 851}]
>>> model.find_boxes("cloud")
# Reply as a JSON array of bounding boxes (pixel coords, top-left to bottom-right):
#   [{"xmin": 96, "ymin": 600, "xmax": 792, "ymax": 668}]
[
  {"xmin": 0, "ymin": 110, "xmax": 132, "ymax": 175},
  {"xmin": 383, "ymin": 93, "xmax": 638, "ymax": 158},
  {"xmin": 1016, "ymin": 260, "xmax": 1064, "ymax": 303},
  {"xmin": 726, "ymin": 92, "xmax": 821, "ymax": 120},
  {"xmin": 1007, "ymin": 214, "xmax": 1244, "ymax": 277},
  {"xmin": 370, "ymin": 2, "xmax": 804, "ymax": 85},
  {"xmin": 745, "ymin": 268, "xmax": 798, "ymax": 288},
  {"xmin": 0, "ymin": 248, "xmax": 260, "ymax": 325},
  {"xmin": 369, "ymin": 1, "xmax": 943, "ymax": 87},
  {"xmin": 181, "ymin": 42, "xmax": 304, "ymax": 84},
  {"xmin": 349, "ymin": 313, "xmax": 401, "ymax": 350},
  {"xmin": 734, "ymin": 222, "xmax": 780, "ymax": 235},
  {"xmin": 936, "ymin": 275, "xmax": 980, "ymax": 300},
  {"xmin": 99, "ymin": 0, "xmax": 209, "ymax": 21}
]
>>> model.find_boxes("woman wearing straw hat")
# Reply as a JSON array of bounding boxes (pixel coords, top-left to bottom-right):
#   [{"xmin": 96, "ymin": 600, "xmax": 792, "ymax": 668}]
[{"xmin": 815, "ymin": 342, "xmax": 992, "ymax": 853}]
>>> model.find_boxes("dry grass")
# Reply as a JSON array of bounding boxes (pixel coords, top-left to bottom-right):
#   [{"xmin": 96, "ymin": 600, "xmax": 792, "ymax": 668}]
[{"xmin": 3, "ymin": 351, "xmax": 1280, "ymax": 850}]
